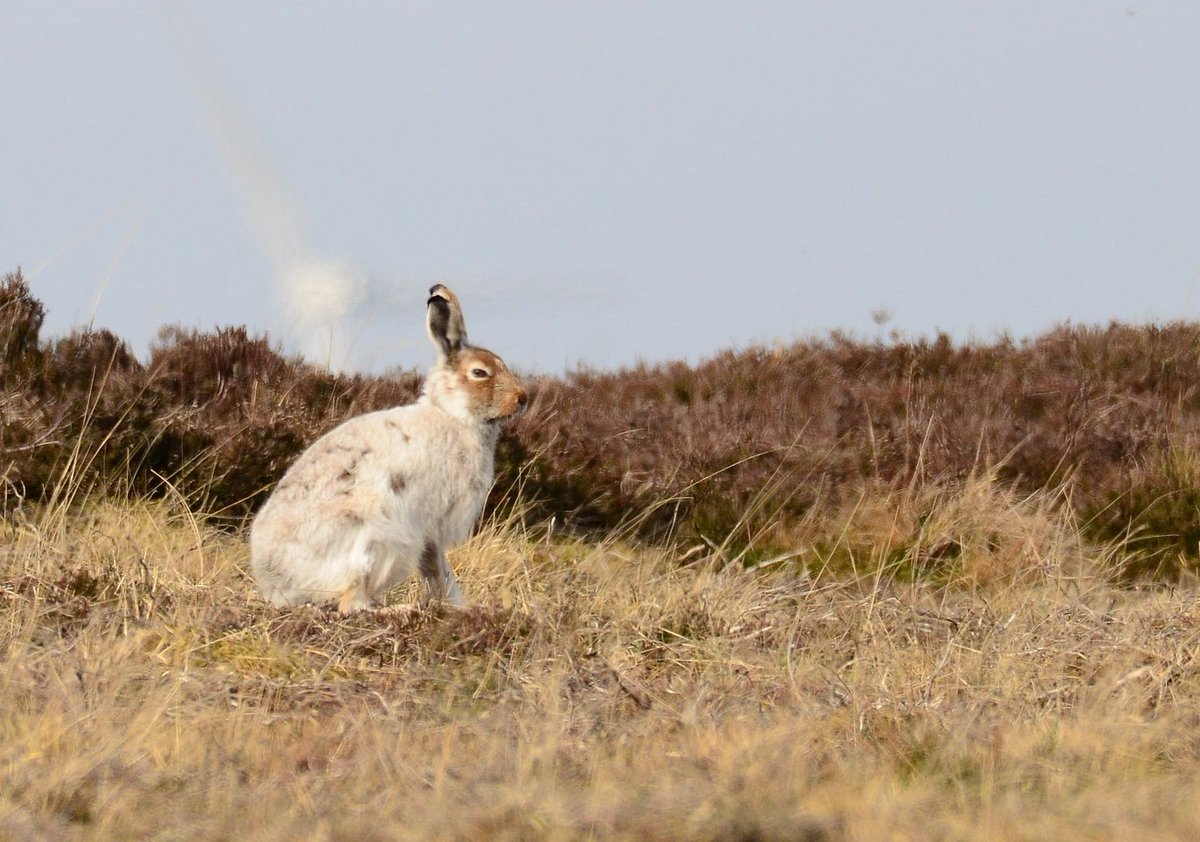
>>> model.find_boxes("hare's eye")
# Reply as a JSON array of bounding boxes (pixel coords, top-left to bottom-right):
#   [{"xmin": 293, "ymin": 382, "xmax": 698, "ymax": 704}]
[{"xmin": 470, "ymin": 368, "xmax": 490, "ymax": 379}]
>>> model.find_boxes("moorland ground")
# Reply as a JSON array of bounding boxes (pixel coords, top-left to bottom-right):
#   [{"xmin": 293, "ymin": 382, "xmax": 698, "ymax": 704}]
[
  {"xmin": 3, "ymin": 490, "xmax": 1200, "ymax": 840},
  {"xmin": 5, "ymin": 269, "xmax": 1200, "ymax": 839}
]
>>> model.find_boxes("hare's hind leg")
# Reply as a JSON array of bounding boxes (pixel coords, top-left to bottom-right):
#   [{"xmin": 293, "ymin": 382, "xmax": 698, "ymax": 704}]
[
  {"xmin": 336, "ymin": 580, "xmax": 371, "ymax": 614},
  {"xmin": 332, "ymin": 531, "xmax": 389, "ymax": 614},
  {"xmin": 418, "ymin": 541, "xmax": 466, "ymax": 607}
]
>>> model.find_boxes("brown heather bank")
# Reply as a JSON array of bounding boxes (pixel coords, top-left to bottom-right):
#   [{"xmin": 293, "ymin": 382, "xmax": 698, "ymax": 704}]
[{"xmin": 5, "ymin": 267, "xmax": 1200, "ymax": 577}]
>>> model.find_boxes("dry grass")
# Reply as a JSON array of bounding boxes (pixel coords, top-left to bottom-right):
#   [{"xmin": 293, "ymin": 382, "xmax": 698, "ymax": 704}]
[{"xmin": 4, "ymin": 486, "xmax": 1200, "ymax": 840}]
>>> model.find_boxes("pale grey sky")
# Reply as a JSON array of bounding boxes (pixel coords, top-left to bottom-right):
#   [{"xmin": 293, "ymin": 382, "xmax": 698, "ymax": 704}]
[{"xmin": 5, "ymin": 2, "xmax": 1200, "ymax": 373}]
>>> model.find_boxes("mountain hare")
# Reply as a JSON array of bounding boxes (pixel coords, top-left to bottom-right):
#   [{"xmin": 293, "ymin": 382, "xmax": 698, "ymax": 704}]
[{"xmin": 250, "ymin": 285, "xmax": 527, "ymax": 612}]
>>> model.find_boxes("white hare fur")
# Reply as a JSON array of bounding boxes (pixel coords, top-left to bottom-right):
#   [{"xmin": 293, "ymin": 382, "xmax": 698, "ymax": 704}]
[{"xmin": 250, "ymin": 285, "xmax": 527, "ymax": 613}]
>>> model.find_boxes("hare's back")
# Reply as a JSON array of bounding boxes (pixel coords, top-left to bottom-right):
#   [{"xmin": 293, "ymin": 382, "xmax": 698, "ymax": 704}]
[{"xmin": 252, "ymin": 408, "xmax": 414, "ymax": 522}]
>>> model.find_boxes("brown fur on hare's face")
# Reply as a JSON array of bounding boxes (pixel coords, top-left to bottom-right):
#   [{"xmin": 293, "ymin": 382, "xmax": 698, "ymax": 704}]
[
  {"xmin": 424, "ymin": 285, "xmax": 528, "ymax": 423},
  {"xmin": 423, "ymin": 346, "xmax": 526, "ymax": 422}
]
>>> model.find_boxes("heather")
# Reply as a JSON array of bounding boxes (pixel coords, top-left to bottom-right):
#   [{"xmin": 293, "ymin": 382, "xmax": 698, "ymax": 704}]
[{"xmin": 5, "ymin": 267, "xmax": 1200, "ymax": 578}]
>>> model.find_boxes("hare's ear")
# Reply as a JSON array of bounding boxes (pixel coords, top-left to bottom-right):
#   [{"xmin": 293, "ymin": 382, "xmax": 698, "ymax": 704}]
[{"xmin": 426, "ymin": 284, "xmax": 468, "ymax": 360}]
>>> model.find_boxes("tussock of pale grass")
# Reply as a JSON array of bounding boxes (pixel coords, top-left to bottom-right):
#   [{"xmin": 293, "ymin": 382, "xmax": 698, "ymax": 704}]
[
  {"xmin": 781, "ymin": 471, "xmax": 1098, "ymax": 590},
  {"xmin": 3, "ymin": 495, "xmax": 1200, "ymax": 839}
]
